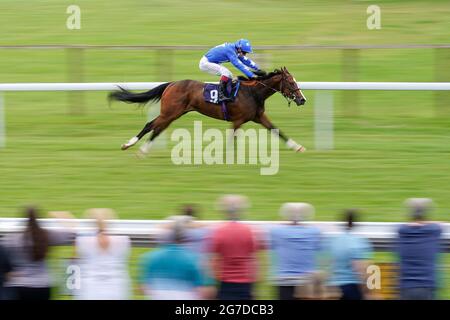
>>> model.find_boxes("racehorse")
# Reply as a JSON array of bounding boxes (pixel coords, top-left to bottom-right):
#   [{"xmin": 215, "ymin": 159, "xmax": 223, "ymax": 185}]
[{"xmin": 109, "ymin": 67, "xmax": 307, "ymax": 155}]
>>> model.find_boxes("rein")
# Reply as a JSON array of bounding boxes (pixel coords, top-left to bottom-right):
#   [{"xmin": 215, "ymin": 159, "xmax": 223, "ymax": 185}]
[{"xmin": 255, "ymin": 79, "xmax": 297, "ymax": 107}]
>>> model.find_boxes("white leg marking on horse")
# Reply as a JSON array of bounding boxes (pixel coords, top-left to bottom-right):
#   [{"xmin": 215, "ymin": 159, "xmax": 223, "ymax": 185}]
[
  {"xmin": 286, "ymin": 139, "xmax": 306, "ymax": 152},
  {"xmin": 128, "ymin": 136, "xmax": 139, "ymax": 146},
  {"xmin": 121, "ymin": 136, "xmax": 139, "ymax": 150}
]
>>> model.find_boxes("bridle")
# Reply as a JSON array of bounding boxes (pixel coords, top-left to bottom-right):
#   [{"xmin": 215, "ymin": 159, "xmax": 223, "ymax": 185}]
[{"xmin": 256, "ymin": 74, "xmax": 301, "ymax": 107}]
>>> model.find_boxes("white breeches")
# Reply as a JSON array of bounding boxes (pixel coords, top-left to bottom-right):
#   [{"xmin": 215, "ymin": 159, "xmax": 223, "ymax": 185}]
[{"xmin": 199, "ymin": 56, "xmax": 233, "ymax": 78}]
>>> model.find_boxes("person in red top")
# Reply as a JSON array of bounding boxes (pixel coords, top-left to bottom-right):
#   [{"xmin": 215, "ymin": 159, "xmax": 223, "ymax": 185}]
[{"xmin": 209, "ymin": 195, "xmax": 262, "ymax": 300}]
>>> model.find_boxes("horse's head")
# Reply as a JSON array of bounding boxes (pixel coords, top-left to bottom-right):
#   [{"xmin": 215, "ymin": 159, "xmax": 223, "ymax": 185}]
[{"xmin": 279, "ymin": 67, "xmax": 307, "ymax": 106}]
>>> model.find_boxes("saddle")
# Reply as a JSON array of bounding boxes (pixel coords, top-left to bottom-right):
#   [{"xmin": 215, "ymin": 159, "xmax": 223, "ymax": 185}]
[{"xmin": 203, "ymin": 80, "xmax": 240, "ymax": 105}]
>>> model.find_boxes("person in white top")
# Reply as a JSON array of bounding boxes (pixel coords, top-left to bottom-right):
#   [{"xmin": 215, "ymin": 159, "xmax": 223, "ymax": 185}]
[{"xmin": 74, "ymin": 208, "xmax": 131, "ymax": 300}]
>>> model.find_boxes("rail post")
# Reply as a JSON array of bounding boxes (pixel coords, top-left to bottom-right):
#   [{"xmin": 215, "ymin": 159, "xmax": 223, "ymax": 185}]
[
  {"xmin": 314, "ymin": 91, "xmax": 334, "ymax": 150},
  {"xmin": 0, "ymin": 93, "xmax": 5, "ymax": 149},
  {"xmin": 434, "ymin": 48, "xmax": 450, "ymax": 116},
  {"xmin": 66, "ymin": 48, "xmax": 85, "ymax": 115},
  {"xmin": 341, "ymin": 49, "xmax": 360, "ymax": 117},
  {"xmin": 156, "ymin": 49, "xmax": 174, "ymax": 81}
]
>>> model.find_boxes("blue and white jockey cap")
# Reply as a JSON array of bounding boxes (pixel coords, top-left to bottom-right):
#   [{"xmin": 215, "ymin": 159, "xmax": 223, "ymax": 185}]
[{"xmin": 235, "ymin": 39, "xmax": 253, "ymax": 53}]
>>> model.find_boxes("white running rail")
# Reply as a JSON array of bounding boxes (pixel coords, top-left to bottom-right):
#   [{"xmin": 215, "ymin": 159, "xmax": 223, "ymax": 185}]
[{"xmin": 0, "ymin": 218, "xmax": 449, "ymax": 251}]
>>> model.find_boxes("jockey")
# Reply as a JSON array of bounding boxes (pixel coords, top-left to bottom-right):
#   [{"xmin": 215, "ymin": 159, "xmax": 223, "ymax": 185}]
[{"xmin": 199, "ymin": 39, "xmax": 267, "ymax": 102}]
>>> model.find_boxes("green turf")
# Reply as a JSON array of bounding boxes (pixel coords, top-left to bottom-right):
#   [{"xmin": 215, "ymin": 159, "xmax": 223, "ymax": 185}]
[
  {"xmin": 0, "ymin": 0, "xmax": 449, "ymax": 299},
  {"xmin": 0, "ymin": 0, "xmax": 449, "ymax": 220}
]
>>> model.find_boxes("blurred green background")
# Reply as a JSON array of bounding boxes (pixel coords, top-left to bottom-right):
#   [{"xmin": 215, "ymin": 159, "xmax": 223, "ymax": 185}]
[
  {"xmin": 0, "ymin": 0, "xmax": 449, "ymax": 220},
  {"xmin": 0, "ymin": 0, "xmax": 449, "ymax": 300}
]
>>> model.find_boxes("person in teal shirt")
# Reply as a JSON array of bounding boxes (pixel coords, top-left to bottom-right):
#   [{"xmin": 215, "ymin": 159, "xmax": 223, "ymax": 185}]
[
  {"xmin": 138, "ymin": 220, "xmax": 207, "ymax": 300},
  {"xmin": 326, "ymin": 210, "xmax": 373, "ymax": 300}
]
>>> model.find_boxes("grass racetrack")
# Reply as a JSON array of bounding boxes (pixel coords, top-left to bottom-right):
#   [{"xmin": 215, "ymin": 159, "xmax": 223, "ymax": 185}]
[
  {"xmin": 0, "ymin": 0, "xmax": 449, "ymax": 220},
  {"xmin": 0, "ymin": 0, "xmax": 449, "ymax": 299}
]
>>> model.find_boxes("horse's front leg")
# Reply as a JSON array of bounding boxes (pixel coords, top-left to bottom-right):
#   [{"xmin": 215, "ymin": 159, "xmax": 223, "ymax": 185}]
[
  {"xmin": 255, "ymin": 113, "xmax": 306, "ymax": 153},
  {"xmin": 227, "ymin": 119, "xmax": 246, "ymax": 144}
]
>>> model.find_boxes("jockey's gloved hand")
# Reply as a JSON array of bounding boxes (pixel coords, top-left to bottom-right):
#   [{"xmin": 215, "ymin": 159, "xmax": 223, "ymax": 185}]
[{"xmin": 253, "ymin": 70, "xmax": 267, "ymax": 77}]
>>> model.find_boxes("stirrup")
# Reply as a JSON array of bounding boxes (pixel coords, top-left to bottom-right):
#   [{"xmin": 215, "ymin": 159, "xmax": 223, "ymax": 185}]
[
  {"xmin": 219, "ymin": 96, "xmax": 232, "ymax": 102},
  {"xmin": 218, "ymin": 91, "xmax": 232, "ymax": 102}
]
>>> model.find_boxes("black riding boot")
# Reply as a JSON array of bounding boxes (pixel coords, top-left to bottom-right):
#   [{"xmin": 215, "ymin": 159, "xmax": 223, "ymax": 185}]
[{"xmin": 218, "ymin": 79, "xmax": 232, "ymax": 102}]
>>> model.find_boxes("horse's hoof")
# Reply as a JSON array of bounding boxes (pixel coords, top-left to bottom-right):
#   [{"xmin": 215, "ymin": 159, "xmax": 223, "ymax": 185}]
[
  {"xmin": 121, "ymin": 137, "xmax": 138, "ymax": 150},
  {"xmin": 297, "ymin": 146, "xmax": 306, "ymax": 153},
  {"xmin": 122, "ymin": 143, "xmax": 135, "ymax": 150}
]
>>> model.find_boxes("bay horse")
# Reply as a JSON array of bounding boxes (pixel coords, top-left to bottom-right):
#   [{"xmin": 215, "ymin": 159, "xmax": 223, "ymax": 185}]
[{"xmin": 109, "ymin": 67, "xmax": 307, "ymax": 155}]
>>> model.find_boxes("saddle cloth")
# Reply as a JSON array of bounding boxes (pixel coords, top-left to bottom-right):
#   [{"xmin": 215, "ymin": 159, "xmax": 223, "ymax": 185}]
[{"xmin": 203, "ymin": 81, "xmax": 240, "ymax": 104}]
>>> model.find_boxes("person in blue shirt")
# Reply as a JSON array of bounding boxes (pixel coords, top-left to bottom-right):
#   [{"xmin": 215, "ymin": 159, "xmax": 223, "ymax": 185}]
[
  {"xmin": 199, "ymin": 39, "xmax": 266, "ymax": 102},
  {"xmin": 269, "ymin": 203, "xmax": 322, "ymax": 300},
  {"xmin": 397, "ymin": 198, "xmax": 442, "ymax": 300},
  {"xmin": 326, "ymin": 209, "xmax": 374, "ymax": 300}
]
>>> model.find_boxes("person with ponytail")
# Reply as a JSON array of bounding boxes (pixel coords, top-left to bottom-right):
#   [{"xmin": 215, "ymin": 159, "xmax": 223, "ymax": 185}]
[
  {"xmin": 326, "ymin": 209, "xmax": 374, "ymax": 300},
  {"xmin": 2, "ymin": 206, "xmax": 75, "ymax": 300}
]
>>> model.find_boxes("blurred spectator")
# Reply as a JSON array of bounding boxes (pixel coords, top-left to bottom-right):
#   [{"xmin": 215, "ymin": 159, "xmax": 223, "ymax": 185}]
[
  {"xmin": 269, "ymin": 203, "xmax": 322, "ymax": 300},
  {"xmin": 139, "ymin": 217, "xmax": 207, "ymax": 300},
  {"xmin": 0, "ymin": 244, "xmax": 13, "ymax": 300},
  {"xmin": 178, "ymin": 205, "xmax": 216, "ymax": 299},
  {"xmin": 179, "ymin": 205, "xmax": 209, "ymax": 254},
  {"xmin": 162, "ymin": 205, "xmax": 209, "ymax": 254},
  {"xmin": 326, "ymin": 209, "xmax": 374, "ymax": 300},
  {"xmin": 74, "ymin": 208, "xmax": 131, "ymax": 300},
  {"xmin": 2, "ymin": 206, "xmax": 74, "ymax": 300},
  {"xmin": 209, "ymin": 195, "xmax": 261, "ymax": 300},
  {"xmin": 158, "ymin": 205, "xmax": 216, "ymax": 298},
  {"xmin": 397, "ymin": 198, "xmax": 442, "ymax": 300}
]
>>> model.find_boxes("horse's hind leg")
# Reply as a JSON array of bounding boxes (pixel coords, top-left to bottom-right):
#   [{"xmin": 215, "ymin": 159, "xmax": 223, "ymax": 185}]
[
  {"xmin": 137, "ymin": 116, "xmax": 175, "ymax": 155},
  {"xmin": 138, "ymin": 108, "xmax": 187, "ymax": 156},
  {"xmin": 121, "ymin": 119, "xmax": 155, "ymax": 150}
]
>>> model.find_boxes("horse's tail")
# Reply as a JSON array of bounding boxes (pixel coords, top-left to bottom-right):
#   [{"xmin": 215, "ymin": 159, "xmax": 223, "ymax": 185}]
[{"xmin": 108, "ymin": 82, "xmax": 172, "ymax": 105}]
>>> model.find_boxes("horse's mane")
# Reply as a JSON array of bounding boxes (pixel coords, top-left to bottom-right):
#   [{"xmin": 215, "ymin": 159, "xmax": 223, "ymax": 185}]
[{"xmin": 237, "ymin": 69, "xmax": 283, "ymax": 82}]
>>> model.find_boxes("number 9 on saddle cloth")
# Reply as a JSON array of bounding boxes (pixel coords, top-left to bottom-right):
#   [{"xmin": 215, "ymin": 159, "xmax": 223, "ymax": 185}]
[
  {"xmin": 203, "ymin": 81, "xmax": 240, "ymax": 121},
  {"xmin": 203, "ymin": 81, "xmax": 240, "ymax": 104}
]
